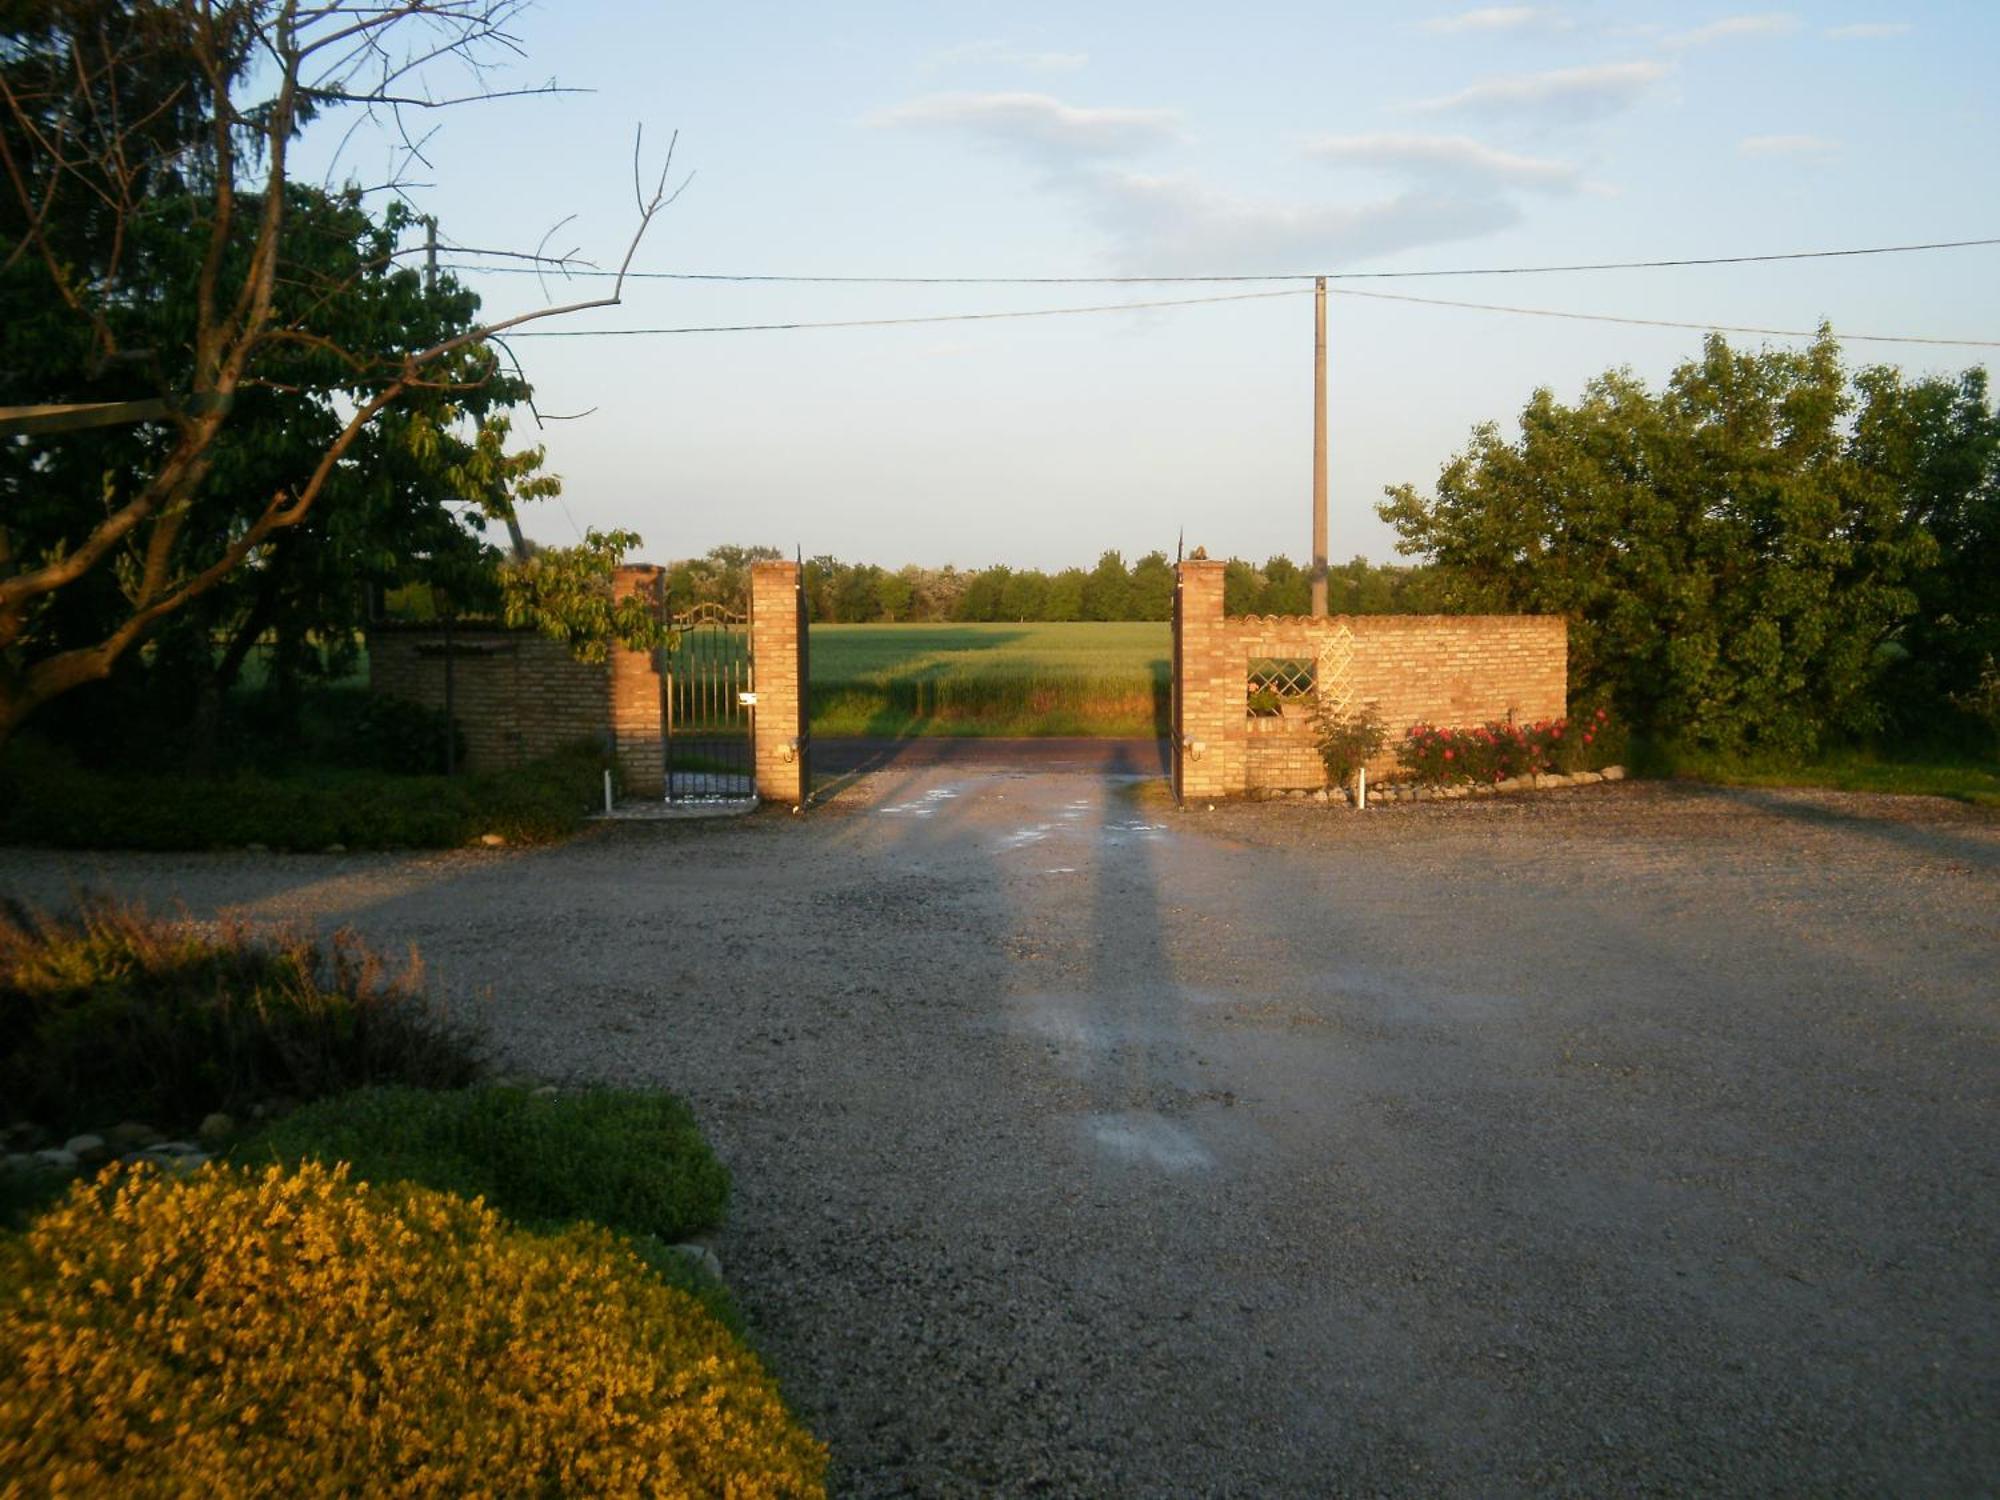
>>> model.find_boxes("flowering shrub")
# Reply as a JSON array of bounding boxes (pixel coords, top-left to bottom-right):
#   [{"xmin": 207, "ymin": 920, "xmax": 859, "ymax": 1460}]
[
  {"xmin": 1396, "ymin": 707, "xmax": 1614, "ymax": 786},
  {"xmin": 1307, "ymin": 697, "xmax": 1386, "ymax": 786},
  {"xmin": 0, "ymin": 1162, "xmax": 827, "ymax": 1497}
]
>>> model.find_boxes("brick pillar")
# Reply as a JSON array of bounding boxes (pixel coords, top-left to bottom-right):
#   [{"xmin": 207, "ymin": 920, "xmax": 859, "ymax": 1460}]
[
  {"xmin": 749, "ymin": 560, "xmax": 807, "ymax": 805},
  {"xmin": 1174, "ymin": 557, "xmax": 1244, "ymax": 800},
  {"xmin": 609, "ymin": 564, "xmax": 666, "ymax": 797}
]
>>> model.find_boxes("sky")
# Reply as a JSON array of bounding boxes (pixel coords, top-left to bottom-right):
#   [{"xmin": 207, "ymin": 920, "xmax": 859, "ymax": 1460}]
[{"xmin": 294, "ymin": 2, "xmax": 2000, "ymax": 570}]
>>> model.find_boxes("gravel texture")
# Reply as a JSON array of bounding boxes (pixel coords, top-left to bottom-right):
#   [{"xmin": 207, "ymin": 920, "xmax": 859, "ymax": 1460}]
[{"xmin": 3, "ymin": 769, "xmax": 1996, "ymax": 1496}]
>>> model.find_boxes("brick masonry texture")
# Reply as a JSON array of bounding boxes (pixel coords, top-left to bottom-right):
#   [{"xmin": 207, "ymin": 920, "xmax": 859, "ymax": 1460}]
[
  {"xmin": 368, "ymin": 626, "xmax": 613, "ymax": 774},
  {"xmin": 1172, "ymin": 558, "xmax": 1567, "ymax": 800},
  {"xmin": 369, "ymin": 563, "xmax": 811, "ymax": 803}
]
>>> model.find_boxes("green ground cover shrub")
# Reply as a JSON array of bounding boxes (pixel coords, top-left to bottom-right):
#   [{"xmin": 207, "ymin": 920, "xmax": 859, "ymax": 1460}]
[
  {"xmin": 0, "ymin": 737, "xmax": 604, "ymax": 850},
  {"xmin": 1308, "ymin": 700, "xmax": 1386, "ymax": 787},
  {"xmin": 808, "ymin": 622, "xmax": 1169, "ymax": 736},
  {"xmin": 0, "ymin": 903, "xmax": 479, "ymax": 1136},
  {"xmin": 0, "ymin": 1163, "xmax": 826, "ymax": 1495},
  {"xmin": 236, "ymin": 1084, "xmax": 730, "ymax": 1247}
]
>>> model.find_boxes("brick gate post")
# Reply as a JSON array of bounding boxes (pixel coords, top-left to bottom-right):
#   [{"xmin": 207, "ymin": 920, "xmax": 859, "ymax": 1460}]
[
  {"xmin": 749, "ymin": 560, "xmax": 808, "ymax": 805},
  {"xmin": 609, "ymin": 564, "xmax": 666, "ymax": 798},
  {"xmin": 1174, "ymin": 557, "xmax": 1241, "ymax": 801}
]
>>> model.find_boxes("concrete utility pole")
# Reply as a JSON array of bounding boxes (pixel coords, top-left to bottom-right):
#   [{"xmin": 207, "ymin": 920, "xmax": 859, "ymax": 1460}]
[
  {"xmin": 425, "ymin": 215, "xmax": 439, "ymax": 293},
  {"xmin": 1310, "ymin": 274, "xmax": 1329, "ymax": 617}
]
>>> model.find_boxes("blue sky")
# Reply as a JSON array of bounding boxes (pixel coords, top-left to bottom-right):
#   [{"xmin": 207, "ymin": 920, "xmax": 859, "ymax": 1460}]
[{"xmin": 298, "ymin": 2, "xmax": 2000, "ymax": 569}]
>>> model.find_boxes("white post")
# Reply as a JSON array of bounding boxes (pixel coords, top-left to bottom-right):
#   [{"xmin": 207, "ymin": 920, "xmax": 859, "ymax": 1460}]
[
  {"xmin": 603, "ymin": 768, "xmax": 614, "ymax": 814},
  {"xmin": 1355, "ymin": 766, "xmax": 1367, "ymax": 811}
]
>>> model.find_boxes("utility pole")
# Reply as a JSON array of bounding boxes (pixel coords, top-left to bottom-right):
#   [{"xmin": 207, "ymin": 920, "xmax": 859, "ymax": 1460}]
[
  {"xmin": 1310, "ymin": 275, "xmax": 1329, "ymax": 617},
  {"xmin": 424, "ymin": 215, "xmax": 438, "ymax": 293}
]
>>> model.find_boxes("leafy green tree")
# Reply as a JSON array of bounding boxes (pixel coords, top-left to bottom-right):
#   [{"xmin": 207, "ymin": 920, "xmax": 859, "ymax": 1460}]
[
  {"xmin": 1129, "ymin": 551, "xmax": 1175, "ymax": 621},
  {"xmin": 0, "ymin": 0, "xmax": 674, "ymax": 744},
  {"xmin": 1081, "ymin": 550, "xmax": 1133, "ymax": 621},
  {"xmin": 499, "ymin": 529, "xmax": 667, "ymax": 663},
  {"xmin": 998, "ymin": 569, "xmax": 1051, "ymax": 621},
  {"xmin": 1044, "ymin": 568, "xmax": 1087, "ymax": 621},
  {"xmin": 1380, "ymin": 332, "xmax": 1940, "ymax": 755}
]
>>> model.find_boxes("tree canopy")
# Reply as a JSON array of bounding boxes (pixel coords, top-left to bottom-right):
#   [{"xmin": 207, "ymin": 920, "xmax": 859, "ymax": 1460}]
[{"xmin": 1380, "ymin": 331, "xmax": 1996, "ymax": 755}]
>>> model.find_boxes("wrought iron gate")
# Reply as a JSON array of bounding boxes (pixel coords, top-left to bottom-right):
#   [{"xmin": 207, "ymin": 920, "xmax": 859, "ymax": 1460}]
[{"xmin": 663, "ymin": 600, "xmax": 754, "ymax": 801}]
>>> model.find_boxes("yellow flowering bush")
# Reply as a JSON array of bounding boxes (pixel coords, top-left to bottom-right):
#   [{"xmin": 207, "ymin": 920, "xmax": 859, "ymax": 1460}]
[{"xmin": 0, "ymin": 1162, "xmax": 826, "ymax": 1497}]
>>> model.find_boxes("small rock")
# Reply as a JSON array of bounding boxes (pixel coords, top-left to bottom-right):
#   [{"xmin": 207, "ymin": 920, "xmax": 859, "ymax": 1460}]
[
  {"xmin": 245, "ymin": 842, "xmax": 269, "ymax": 853},
  {"xmin": 64, "ymin": 1133, "xmax": 110, "ymax": 1166},
  {"xmin": 145, "ymin": 1140, "xmax": 205, "ymax": 1158},
  {"xmin": 108, "ymin": 1121, "xmax": 163, "ymax": 1150},
  {"xmin": 4, "ymin": 1152, "xmax": 39, "ymax": 1175},
  {"xmin": 324, "ymin": 843, "xmax": 347, "ymax": 854},
  {"xmin": 479, "ymin": 833, "xmax": 506, "ymax": 847},
  {"xmin": 33, "ymin": 1147, "xmax": 79, "ymax": 1173},
  {"xmin": 1601, "ymin": 765, "xmax": 1627, "ymax": 781},
  {"xmin": 532, "ymin": 1085, "xmax": 559, "ymax": 1099},
  {"xmin": 668, "ymin": 1242, "xmax": 725, "ymax": 1281},
  {"xmin": 1572, "ymin": 770, "xmax": 1605, "ymax": 785},
  {"xmin": 138, "ymin": 1146, "xmax": 210, "ymax": 1176},
  {"xmin": 1310, "ymin": 789, "xmax": 1329, "ymax": 803},
  {"xmin": 198, "ymin": 1112, "xmax": 236, "ymax": 1146},
  {"xmin": 1495, "ymin": 777, "xmax": 1523, "ymax": 792}
]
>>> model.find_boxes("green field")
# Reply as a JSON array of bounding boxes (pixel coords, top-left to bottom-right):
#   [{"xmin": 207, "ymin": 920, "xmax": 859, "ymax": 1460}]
[{"xmin": 808, "ymin": 622, "xmax": 1170, "ymax": 737}]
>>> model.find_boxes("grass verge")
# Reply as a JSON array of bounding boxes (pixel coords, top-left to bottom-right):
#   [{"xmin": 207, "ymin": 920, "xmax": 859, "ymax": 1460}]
[
  {"xmin": 0, "ymin": 737, "xmax": 606, "ymax": 850},
  {"xmin": 1642, "ymin": 744, "xmax": 2000, "ymax": 808}
]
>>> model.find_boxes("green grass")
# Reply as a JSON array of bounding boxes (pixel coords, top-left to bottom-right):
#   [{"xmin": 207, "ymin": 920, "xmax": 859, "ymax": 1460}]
[
  {"xmin": 0, "ymin": 737, "xmax": 607, "ymax": 850},
  {"xmin": 1654, "ymin": 745, "xmax": 2000, "ymax": 807},
  {"xmin": 809, "ymin": 621, "xmax": 1170, "ymax": 737}
]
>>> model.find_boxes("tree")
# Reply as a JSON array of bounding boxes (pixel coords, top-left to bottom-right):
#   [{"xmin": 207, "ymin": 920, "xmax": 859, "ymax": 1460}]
[
  {"xmin": 1081, "ymin": 550, "xmax": 1133, "ymax": 621},
  {"xmin": 1379, "ymin": 331, "xmax": 1940, "ymax": 755},
  {"xmin": 499, "ymin": 529, "xmax": 667, "ymax": 664},
  {"xmin": 1129, "ymin": 551, "xmax": 1174, "ymax": 621},
  {"xmin": 0, "ymin": 0, "xmax": 680, "ymax": 742}
]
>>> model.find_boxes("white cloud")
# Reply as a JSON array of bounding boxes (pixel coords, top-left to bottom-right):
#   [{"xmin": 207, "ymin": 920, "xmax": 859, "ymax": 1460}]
[
  {"xmin": 1410, "ymin": 60, "xmax": 1670, "ymax": 120},
  {"xmin": 1662, "ymin": 13, "xmax": 1801, "ymax": 49},
  {"xmin": 1075, "ymin": 170, "xmax": 1522, "ymax": 275},
  {"xmin": 1305, "ymin": 132, "xmax": 1582, "ymax": 192},
  {"xmin": 924, "ymin": 40, "xmax": 1089, "ymax": 72},
  {"xmin": 871, "ymin": 92, "xmax": 1182, "ymax": 159},
  {"xmin": 1421, "ymin": 6, "xmax": 1566, "ymax": 34},
  {"xmin": 1826, "ymin": 22, "xmax": 1912, "ymax": 40},
  {"xmin": 1738, "ymin": 133, "xmax": 1839, "ymax": 158}
]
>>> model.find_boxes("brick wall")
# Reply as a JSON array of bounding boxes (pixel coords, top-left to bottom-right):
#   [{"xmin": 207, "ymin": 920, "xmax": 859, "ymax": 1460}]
[
  {"xmin": 367, "ymin": 625, "xmax": 613, "ymax": 774},
  {"xmin": 368, "ymin": 562, "xmax": 810, "ymax": 803},
  {"xmin": 1172, "ymin": 557, "xmax": 1567, "ymax": 799}
]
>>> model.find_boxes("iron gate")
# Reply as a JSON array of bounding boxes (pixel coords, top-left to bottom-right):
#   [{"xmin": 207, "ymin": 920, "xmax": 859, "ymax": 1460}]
[{"xmin": 663, "ymin": 600, "xmax": 754, "ymax": 801}]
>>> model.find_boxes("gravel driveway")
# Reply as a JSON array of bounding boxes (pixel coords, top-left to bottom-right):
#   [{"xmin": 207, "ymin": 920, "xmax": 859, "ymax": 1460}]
[{"xmin": 5, "ymin": 767, "xmax": 1996, "ymax": 1496}]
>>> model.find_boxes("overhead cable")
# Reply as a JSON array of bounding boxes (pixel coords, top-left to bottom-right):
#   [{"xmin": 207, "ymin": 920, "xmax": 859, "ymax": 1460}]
[
  {"xmin": 440, "ymin": 234, "xmax": 2000, "ymax": 287},
  {"xmin": 502, "ymin": 283, "xmax": 2000, "ymax": 348}
]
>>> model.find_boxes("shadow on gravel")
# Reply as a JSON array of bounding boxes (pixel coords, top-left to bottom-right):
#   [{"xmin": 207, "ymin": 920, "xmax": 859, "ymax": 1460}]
[{"xmin": 1701, "ymin": 783, "xmax": 2000, "ymax": 871}]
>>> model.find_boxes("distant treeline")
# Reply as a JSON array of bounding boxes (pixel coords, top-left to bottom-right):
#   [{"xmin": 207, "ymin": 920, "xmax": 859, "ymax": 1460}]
[{"xmin": 662, "ymin": 546, "xmax": 1439, "ymax": 623}]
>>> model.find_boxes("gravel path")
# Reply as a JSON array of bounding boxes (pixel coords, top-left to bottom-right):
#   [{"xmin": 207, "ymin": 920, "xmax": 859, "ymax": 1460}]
[{"xmin": 5, "ymin": 774, "xmax": 1996, "ymax": 1496}]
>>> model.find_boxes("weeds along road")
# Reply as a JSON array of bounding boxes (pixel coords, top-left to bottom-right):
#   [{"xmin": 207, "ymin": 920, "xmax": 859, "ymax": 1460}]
[{"xmin": 5, "ymin": 772, "xmax": 1997, "ymax": 1496}]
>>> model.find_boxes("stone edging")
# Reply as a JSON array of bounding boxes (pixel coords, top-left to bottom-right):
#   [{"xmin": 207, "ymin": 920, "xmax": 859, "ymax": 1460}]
[{"xmin": 1248, "ymin": 766, "xmax": 1629, "ymax": 805}]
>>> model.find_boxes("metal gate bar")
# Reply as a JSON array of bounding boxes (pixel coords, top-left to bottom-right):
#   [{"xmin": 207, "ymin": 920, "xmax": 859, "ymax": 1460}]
[{"xmin": 664, "ymin": 600, "xmax": 754, "ymax": 802}]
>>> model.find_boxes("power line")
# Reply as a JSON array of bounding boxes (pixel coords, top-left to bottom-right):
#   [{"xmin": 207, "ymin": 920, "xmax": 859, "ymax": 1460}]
[
  {"xmin": 1332, "ymin": 287, "xmax": 2000, "ymax": 349},
  {"xmin": 501, "ymin": 283, "xmax": 2000, "ymax": 348},
  {"xmin": 439, "ymin": 234, "xmax": 2000, "ymax": 287},
  {"xmin": 505, "ymin": 286, "xmax": 1312, "ymax": 336}
]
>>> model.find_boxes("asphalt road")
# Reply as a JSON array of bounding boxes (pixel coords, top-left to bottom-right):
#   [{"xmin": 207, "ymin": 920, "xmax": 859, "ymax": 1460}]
[{"xmin": 4, "ymin": 771, "xmax": 1995, "ymax": 1495}]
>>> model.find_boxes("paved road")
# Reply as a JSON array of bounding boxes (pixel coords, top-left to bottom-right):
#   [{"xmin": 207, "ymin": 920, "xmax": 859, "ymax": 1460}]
[{"xmin": 4, "ymin": 772, "xmax": 1996, "ymax": 1495}]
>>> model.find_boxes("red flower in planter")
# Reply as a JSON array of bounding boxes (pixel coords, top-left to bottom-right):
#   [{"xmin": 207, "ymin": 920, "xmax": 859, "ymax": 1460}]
[{"xmin": 1443, "ymin": 749, "xmax": 1454, "ymax": 761}]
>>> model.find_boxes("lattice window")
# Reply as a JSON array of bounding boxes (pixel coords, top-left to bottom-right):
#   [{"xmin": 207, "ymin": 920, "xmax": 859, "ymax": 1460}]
[{"xmin": 1247, "ymin": 657, "xmax": 1316, "ymax": 718}]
